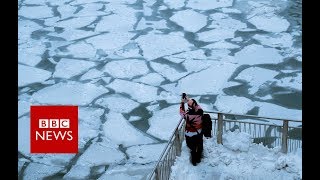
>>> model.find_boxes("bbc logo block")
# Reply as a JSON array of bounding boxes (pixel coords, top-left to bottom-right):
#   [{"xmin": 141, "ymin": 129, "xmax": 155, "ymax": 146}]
[{"xmin": 30, "ymin": 106, "xmax": 78, "ymax": 153}]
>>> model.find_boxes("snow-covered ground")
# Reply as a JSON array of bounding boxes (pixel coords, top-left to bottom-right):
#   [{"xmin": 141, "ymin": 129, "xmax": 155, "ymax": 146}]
[
  {"xmin": 170, "ymin": 131, "xmax": 302, "ymax": 180},
  {"xmin": 18, "ymin": 0, "xmax": 301, "ymax": 179}
]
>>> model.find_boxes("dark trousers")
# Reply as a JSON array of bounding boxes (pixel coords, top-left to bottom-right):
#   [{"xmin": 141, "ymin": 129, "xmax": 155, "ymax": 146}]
[{"xmin": 185, "ymin": 133, "xmax": 203, "ymax": 165}]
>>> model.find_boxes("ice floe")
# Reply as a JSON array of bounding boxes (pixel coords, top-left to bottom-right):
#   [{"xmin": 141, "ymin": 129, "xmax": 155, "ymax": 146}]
[
  {"xmin": 182, "ymin": 59, "xmax": 214, "ymax": 73},
  {"xmin": 107, "ymin": 79, "xmax": 158, "ymax": 103},
  {"xmin": 197, "ymin": 28, "xmax": 235, "ymax": 42},
  {"xmin": 19, "ymin": 5, "xmax": 53, "ymax": 19},
  {"xmin": 214, "ymin": 94, "xmax": 254, "ymax": 114},
  {"xmin": 220, "ymin": 7, "xmax": 242, "ymax": 14},
  {"xmin": 95, "ymin": 13, "xmax": 136, "ymax": 32},
  {"xmin": 95, "ymin": 95, "xmax": 140, "ymax": 113},
  {"xmin": 75, "ymin": 3, "xmax": 107, "ymax": 17},
  {"xmin": 18, "ymin": 116, "xmax": 30, "ymax": 155},
  {"xmin": 204, "ymin": 40, "xmax": 240, "ymax": 49},
  {"xmin": 103, "ymin": 112, "xmax": 156, "ymax": 147},
  {"xmin": 18, "ymin": 40, "xmax": 46, "ymax": 66},
  {"xmin": 53, "ymin": 58, "xmax": 96, "ymax": 79},
  {"xmin": 234, "ymin": 44, "xmax": 283, "ymax": 65},
  {"xmin": 18, "ymin": 19, "xmax": 43, "ymax": 43},
  {"xmin": 80, "ymin": 68, "xmax": 104, "ymax": 81},
  {"xmin": 32, "ymin": 81, "xmax": 108, "ymax": 105},
  {"xmin": 163, "ymin": 0, "xmax": 185, "ymax": 9},
  {"xmin": 135, "ymin": 32, "xmax": 193, "ymax": 60},
  {"xmin": 176, "ymin": 62, "xmax": 238, "ymax": 95},
  {"xmin": 62, "ymin": 41, "xmax": 97, "ymax": 59},
  {"xmin": 170, "ymin": 10, "xmax": 207, "ymax": 32},
  {"xmin": 18, "ymin": 100, "xmax": 31, "ymax": 117},
  {"xmin": 76, "ymin": 141, "xmax": 126, "ymax": 166},
  {"xmin": 63, "ymin": 165, "xmax": 91, "ymax": 180},
  {"xmin": 126, "ymin": 143, "xmax": 167, "ymax": 164},
  {"xmin": 147, "ymin": 105, "xmax": 182, "ymax": 140},
  {"xmin": 46, "ymin": 16, "xmax": 97, "ymax": 29},
  {"xmin": 254, "ymin": 102, "xmax": 302, "ymax": 121},
  {"xmin": 103, "ymin": 59, "xmax": 149, "ymax": 79},
  {"xmin": 135, "ymin": 18, "xmax": 168, "ymax": 30},
  {"xmin": 50, "ymin": 29, "xmax": 97, "ymax": 42},
  {"xmin": 275, "ymin": 73, "xmax": 302, "ymax": 91},
  {"xmin": 150, "ymin": 62, "xmax": 188, "ymax": 82},
  {"xmin": 57, "ymin": 4, "xmax": 77, "ymax": 19},
  {"xmin": 70, "ymin": 0, "xmax": 108, "ymax": 5},
  {"xmin": 23, "ymin": 163, "xmax": 64, "ymax": 180},
  {"xmin": 169, "ymin": 49, "xmax": 207, "ymax": 61},
  {"xmin": 129, "ymin": 116, "xmax": 142, "ymax": 122},
  {"xmin": 235, "ymin": 67, "xmax": 279, "ymax": 94},
  {"xmin": 133, "ymin": 73, "xmax": 165, "ymax": 86},
  {"xmin": 231, "ymin": 37, "xmax": 243, "ymax": 42},
  {"xmin": 18, "ymin": 64, "xmax": 52, "ymax": 87},
  {"xmin": 253, "ymin": 33, "xmax": 293, "ymax": 48},
  {"xmin": 187, "ymin": 0, "xmax": 233, "ymax": 10}
]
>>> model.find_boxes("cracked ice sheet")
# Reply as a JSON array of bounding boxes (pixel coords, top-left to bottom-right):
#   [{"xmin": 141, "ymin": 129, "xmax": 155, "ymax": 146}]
[
  {"xmin": 18, "ymin": 116, "xmax": 30, "ymax": 155},
  {"xmin": 136, "ymin": 32, "xmax": 193, "ymax": 60},
  {"xmin": 45, "ymin": 16, "xmax": 97, "ymax": 29},
  {"xmin": 99, "ymin": 163, "xmax": 154, "ymax": 180},
  {"xmin": 133, "ymin": 73, "xmax": 165, "ymax": 86},
  {"xmin": 78, "ymin": 107, "xmax": 104, "ymax": 149},
  {"xmin": 63, "ymin": 165, "xmax": 91, "ymax": 180},
  {"xmin": 126, "ymin": 143, "xmax": 167, "ymax": 164},
  {"xmin": 57, "ymin": 4, "xmax": 77, "ymax": 19},
  {"xmin": 95, "ymin": 95, "xmax": 140, "ymax": 113},
  {"xmin": 176, "ymin": 62, "xmax": 238, "ymax": 95},
  {"xmin": 248, "ymin": 14, "xmax": 289, "ymax": 33},
  {"xmin": 220, "ymin": 7, "xmax": 242, "ymax": 14},
  {"xmin": 74, "ymin": 3, "xmax": 107, "ymax": 17},
  {"xmin": 18, "ymin": 100, "xmax": 31, "ymax": 117},
  {"xmin": 86, "ymin": 32, "xmax": 134, "ymax": 53},
  {"xmin": 169, "ymin": 49, "xmax": 207, "ymax": 60},
  {"xmin": 275, "ymin": 73, "xmax": 302, "ymax": 91},
  {"xmin": 18, "ymin": 40, "xmax": 46, "ymax": 66},
  {"xmin": 103, "ymin": 59, "xmax": 149, "ymax": 79},
  {"xmin": 32, "ymin": 81, "xmax": 108, "ymax": 105},
  {"xmin": 19, "ymin": 5, "xmax": 53, "ymax": 19},
  {"xmin": 214, "ymin": 95, "xmax": 255, "ymax": 114},
  {"xmin": 49, "ymin": 29, "xmax": 97, "ymax": 42},
  {"xmin": 187, "ymin": 0, "xmax": 233, "ymax": 10},
  {"xmin": 254, "ymin": 102, "xmax": 302, "ymax": 121},
  {"xmin": 253, "ymin": 33, "xmax": 293, "ymax": 48},
  {"xmin": 182, "ymin": 59, "xmax": 215, "ymax": 73},
  {"xmin": 18, "ymin": 19, "xmax": 43, "ymax": 43},
  {"xmin": 53, "ymin": 58, "xmax": 96, "ymax": 79},
  {"xmin": 107, "ymin": 79, "xmax": 158, "ymax": 103},
  {"xmin": 147, "ymin": 105, "xmax": 182, "ymax": 140},
  {"xmin": 135, "ymin": 18, "xmax": 168, "ymax": 30},
  {"xmin": 234, "ymin": 44, "xmax": 283, "ymax": 65},
  {"xmin": 80, "ymin": 68, "xmax": 104, "ymax": 81},
  {"xmin": 163, "ymin": 0, "xmax": 185, "ymax": 9},
  {"xmin": 150, "ymin": 62, "xmax": 188, "ymax": 82},
  {"xmin": 63, "ymin": 41, "xmax": 97, "ymax": 59},
  {"xmin": 197, "ymin": 28, "xmax": 235, "ymax": 42},
  {"xmin": 235, "ymin": 67, "xmax": 279, "ymax": 94},
  {"xmin": 103, "ymin": 112, "xmax": 156, "ymax": 147},
  {"xmin": 23, "ymin": 163, "xmax": 64, "ymax": 180},
  {"xmin": 170, "ymin": 9, "xmax": 207, "ymax": 32},
  {"xmin": 204, "ymin": 40, "xmax": 240, "ymax": 49},
  {"xmin": 18, "ymin": 65, "xmax": 52, "ymax": 87}
]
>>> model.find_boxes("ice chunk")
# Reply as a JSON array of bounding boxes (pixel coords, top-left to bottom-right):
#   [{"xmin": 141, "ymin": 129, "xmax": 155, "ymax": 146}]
[
  {"xmin": 18, "ymin": 20, "xmax": 42, "ymax": 42},
  {"xmin": 197, "ymin": 28, "xmax": 235, "ymax": 42},
  {"xmin": 57, "ymin": 4, "xmax": 77, "ymax": 19},
  {"xmin": 234, "ymin": 44, "xmax": 283, "ymax": 65},
  {"xmin": 32, "ymin": 81, "xmax": 108, "ymax": 105},
  {"xmin": 248, "ymin": 16, "xmax": 289, "ymax": 33},
  {"xmin": 103, "ymin": 59, "xmax": 149, "ymax": 79},
  {"xmin": 150, "ymin": 62, "xmax": 188, "ymax": 82},
  {"xmin": 135, "ymin": 18, "xmax": 168, "ymax": 30},
  {"xmin": 220, "ymin": 8, "xmax": 242, "ymax": 14},
  {"xmin": 169, "ymin": 49, "xmax": 207, "ymax": 60},
  {"xmin": 163, "ymin": 0, "xmax": 185, "ymax": 9},
  {"xmin": 176, "ymin": 62, "xmax": 238, "ymax": 95},
  {"xmin": 75, "ymin": 3, "xmax": 107, "ymax": 17},
  {"xmin": 182, "ymin": 59, "xmax": 214, "ymax": 73},
  {"xmin": 80, "ymin": 68, "xmax": 104, "ymax": 81},
  {"xmin": 30, "ymin": 154, "xmax": 75, "ymax": 167},
  {"xmin": 231, "ymin": 37, "xmax": 243, "ymax": 42},
  {"xmin": 64, "ymin": 41, "xmax": 97, "ymax": 59},
  {"xmin": 49, "ymin": 29, "xmax": 97, "ymax": 42},
  {"xmin": 143, "ymin": 5, "xmax": 153, "ymax": 16},
  {"xmin": 114, "ymin": 43, "xmax": 142, "ymax": 58},
  {"xmin": 86, "ymin": 32, "xmax": 134, "ymax": 52},
  {"xmin": 163, "ymin": 57, "xmax": 186, "ymax": 64},
  {"xmin": 19, "ymin": 6, "xmax": 53, "ymax": 19},
  {"xmin": 275, "ymin": 73, "xmax": 302, "ymax": 91},
  {"xmin": 107, "ymin": 79, "xmax": 158, "ymax": 103},
  {"xmin": 95, "ymin": 95, "xmax": 140, "ymax": 113},
  {"xmin": 128, "ymin": 116, "xmax": 141, "ymax": 122},
  {"xmin": 18, "ymin": 116, "xmax": 30, "ymax": 155},
  {"xmin": 18, "ymin": 64, "xmax": 52, "ymax": 87},
  {"xmin": 77, "ymin": 141, "xmax": 126, "ymax": 166},
  {"xmin": 99, "ymin": 163, "xmax": 154, "ymax": 180},
  {"xmin": 53, "ymin": 58, "xmax": 96, "ymax": 79},
  {"xmin": 63, "ymin": 165, "xmax": 90, "ymax": 180},
  {"xmin": 204, "ymin": 40, "xmax": 240, "ymax": 49},
  {"xmin": 99, "ymin": 173, "xmax": 143, "ymax": 180},
  {"xmin": 214, "ymin": 95, "xmax": 254, "ymax": 114},
  {"xmin": 235, "ymin": 67, "xmax": 279, "ymax": 94},
  {"xmin": 103, "ymin": 112, "xmax": 156, "ymax": 147},
  {"xmin": 170, "ymin": 10, "xmax": 207, "ymax": 32},
  {"xmin": 223, "ymin": 130, "xmax": 252, "ymax": 152},
  {"xmin": 254, "ymin": 102, "xmax": 302, "ymax": 121},
  {"xmin": 23, "ymin": 163, "xmax": 63, "ymax": 180},
  {"xmin": 95, "ymin": 13, "xmax": 136, "ymax": 32},
  {"xmin": 18, "ymin": 100, "xmax": 30, "ymax": 117},
  {"xmin": 24, "ymin": 0, "xmax": 46, "ymax": 5},
  {"xmin": 126, "ymin": 143, "xmax": 167, "ymax": 164},
  {"xmin": 147, "ymin": 105, "xmax": 182, "ymax": 140},
  {"xmin": 70, "ymin": 0, "xmax": 108, "ymax": 5},
  {"xmin": 18, "ymin": 40, "xmax": 46, "ymax": 66},
  {"xmin": 47, "ymin": 16, "xmax": 96, "ymax": 29},
  {"xmin": 253, "ymin": 33, "xmax": 293, "ymax": 48},
  {"xmin": 133, "ymin": 73, "xmax": 165, "ymax": 86},
  {"xmin": 187, "ymin": 0, "xmax": 233, "ymax": 10},
  {"xmin": 136, "ymin": 32, "xmax": 192, "ymax": 60}
]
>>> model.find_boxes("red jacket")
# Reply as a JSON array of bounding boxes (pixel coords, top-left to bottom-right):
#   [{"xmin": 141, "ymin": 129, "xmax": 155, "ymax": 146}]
[{"xmin": 180, "ymin": 102, "xmax": 203, "ymax": 132}]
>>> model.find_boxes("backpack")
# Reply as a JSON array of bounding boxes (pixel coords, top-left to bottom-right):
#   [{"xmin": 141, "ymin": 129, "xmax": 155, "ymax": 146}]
[{"xmin": 202, "ymin": 113, "xmax": 212, "ymax": 138}]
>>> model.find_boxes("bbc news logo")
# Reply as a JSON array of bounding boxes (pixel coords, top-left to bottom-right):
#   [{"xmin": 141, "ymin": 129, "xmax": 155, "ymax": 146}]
[{"xmin": 30, "ymin": 106, "xmax": 78, "ymax": 153}]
